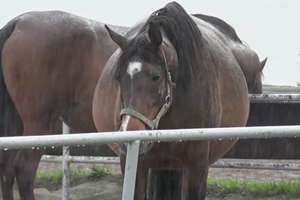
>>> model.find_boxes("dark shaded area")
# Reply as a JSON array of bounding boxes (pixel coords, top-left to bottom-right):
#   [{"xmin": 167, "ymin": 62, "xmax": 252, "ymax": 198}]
[
  {"xmin": 225, "ymin": 102, "xmax": 300, "ymax": 159},
  {"xmin": 147, "ymin": 169, "xmax": 181, "ymax": 200},
  {"xmin": 44, "ymin": 145, "xmax": 115, "ymax": 156}
]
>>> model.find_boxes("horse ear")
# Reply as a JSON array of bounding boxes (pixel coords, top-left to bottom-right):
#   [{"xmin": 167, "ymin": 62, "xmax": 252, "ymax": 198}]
[
  {"xmin": 105, "ymin": 25, "xmax": 128, "ymax": 50},
  {"xmin": 148, "ymin": 22, "xmax": 162, "ymax": 48},
  {"xmin": 260, "ymin": 57, "xmax": 267, "ymax": 71}
]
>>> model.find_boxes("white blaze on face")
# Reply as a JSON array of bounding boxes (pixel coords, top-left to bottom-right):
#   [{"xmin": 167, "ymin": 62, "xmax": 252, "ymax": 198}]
[
  {"xmin": 120, "ymin": 115, "xmax": 131, "ymax": 131},
  {"xmin": 127, "ymin": 62, "xmax": 142, "ymax": 78}
]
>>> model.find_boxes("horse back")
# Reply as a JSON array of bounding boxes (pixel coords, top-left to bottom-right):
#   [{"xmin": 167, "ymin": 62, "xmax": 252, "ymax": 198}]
[
  {"xmin": 193, "ymin": 14, "xmax": 262, "ymax": 94},
  {"xmin": 1, "ymin": 11, "xmax": 118, "ymax": 132}
]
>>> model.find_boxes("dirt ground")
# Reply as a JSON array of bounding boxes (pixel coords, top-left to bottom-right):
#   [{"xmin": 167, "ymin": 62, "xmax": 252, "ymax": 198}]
[{"xmin": 8, "ymin": 161, "xmax": 300, "ymax": 200}]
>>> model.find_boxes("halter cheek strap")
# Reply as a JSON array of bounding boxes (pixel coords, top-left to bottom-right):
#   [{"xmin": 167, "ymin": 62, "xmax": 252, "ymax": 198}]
[{"xmin": 120, "ymin": 48, "xmax": 175, "ymax": 130}]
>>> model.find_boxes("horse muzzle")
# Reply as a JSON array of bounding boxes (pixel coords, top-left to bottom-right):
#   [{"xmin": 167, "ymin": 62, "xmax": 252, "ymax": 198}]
[
  {"xmin": 119, "ymin": 115, "xmax": 154, "ymax": 156},
  {"xmin": 120, "ymin": 141, "xmax": 154, "ymax": 156}
]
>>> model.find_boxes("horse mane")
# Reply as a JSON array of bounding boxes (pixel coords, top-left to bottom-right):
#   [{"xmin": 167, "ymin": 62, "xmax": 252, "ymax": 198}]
[
  {"xmin": 192, "ymin": 13, "xmax": 242, "ymax": 43},
  {"xmin": 144, "ymin": 2, "xmax": 205, "ymax": 90},
  {"xmin": 116, "ymin": 2, "xmax": 204, "ymax": 91}
]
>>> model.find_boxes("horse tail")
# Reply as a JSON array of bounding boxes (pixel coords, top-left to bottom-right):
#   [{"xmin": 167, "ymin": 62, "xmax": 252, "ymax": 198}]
[{"xmin": 0, "ymin": 19, "xmax": 23, "ymax": 137}]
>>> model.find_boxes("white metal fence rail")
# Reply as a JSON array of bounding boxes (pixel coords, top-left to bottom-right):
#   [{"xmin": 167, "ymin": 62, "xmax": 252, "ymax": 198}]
[
  {"xmin": 1, "ymin": 125, "xmax": 300, "ymax": 200},
  {"xmin": 250, "ymin": 94, "xmax": 300, "ymax": 103},
  {"xmin": 41, "ymin": 156, "xmax": 300, "ymax": 171},
  {"xmin": 1, "ymin": 125, "xmax": 300, "ymax": 150}
]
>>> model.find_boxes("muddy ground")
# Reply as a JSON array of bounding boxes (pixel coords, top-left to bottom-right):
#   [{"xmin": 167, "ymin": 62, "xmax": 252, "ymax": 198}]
[{"xmin": 7, "ymin": 161, "xmax": 300, "ymax": 200}]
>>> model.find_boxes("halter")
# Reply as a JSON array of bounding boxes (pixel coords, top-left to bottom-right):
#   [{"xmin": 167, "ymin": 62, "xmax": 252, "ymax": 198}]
[{"xmin": 120, "ymin": 48, "xmax": 175, "ymax": 130}]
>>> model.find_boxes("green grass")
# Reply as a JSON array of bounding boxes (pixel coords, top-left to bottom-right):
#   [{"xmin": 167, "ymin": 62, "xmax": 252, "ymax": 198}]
[
  {"xmin": 35, "ymin": 168, "xmax": 300, "ymax": 198},
  {"xmin": 89, "ymin": 167, "xmax": 112, "ymax": 178},
  {"xmin": 208, "ymin": 178, "xmax": 300, "ymax": 198},
  {"xmin": 36, "ymin": 167, "xmax": 111, "ymax": 186}
]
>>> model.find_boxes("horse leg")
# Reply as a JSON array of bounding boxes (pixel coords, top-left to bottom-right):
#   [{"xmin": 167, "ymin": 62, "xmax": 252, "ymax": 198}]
[
  {"xmin": 1, "ymin": 168, "xmax": 15, "ymax": 200},
  {"xmin": 183, "ymin": 142, "xmax": 209, "ymax": 200},
  {"xmin": 120, "ymin": 154, "xmax": 126, "ymax": 176},
  {"xmin": 134, "ymin": 164, "xmax": 148, "ymax": 200},
  {"xmin": 184, "ymin": 166, "xmax": 209, "ymax": 200},
  {"xmin": 147, "ymin": 169, "xmax": 182, "ymax": 200},
  {"xmin": 15, "ymin": 149, "xmax": 43, "ymax": 200},
  {"xmin": 14, "ymin": 119, "xmax": 52, "ymax": 200},
  {"xmin": 1, "ymin": 151, "xmax": 18, "ymax": 200},
  {"xmin": 120, "ymin": 155, "xmax": 148, "ymax": 200},
  {"xmin": 1, "ymin": 177, "xmax": 14, "ymax": 200}
]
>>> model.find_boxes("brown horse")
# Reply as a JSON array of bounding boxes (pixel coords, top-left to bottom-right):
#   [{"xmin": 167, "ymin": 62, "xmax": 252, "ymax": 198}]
[
  {"xmin": 0, "ymin": 11, "xmax": 126, "ymax": 200},
  {"xmin": 192, "ymin": 14, "xmax": 267, "ymax": 163},
  {"xmin": 93, "ymin": 2, "xmax": 258, "ymax": 199},
  {"xmin": 0, "ymin": 9, "xmax": 265, "ymax": 200},
  {"xmin": 193, "ymin": 13, "xmax": 267, "ymax": 94}
]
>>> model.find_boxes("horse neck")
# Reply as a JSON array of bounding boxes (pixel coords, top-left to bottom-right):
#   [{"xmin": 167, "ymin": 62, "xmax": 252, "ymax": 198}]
[{"xmin": 159, "ymin": 70, "xmax": 222, "ymax": 129}]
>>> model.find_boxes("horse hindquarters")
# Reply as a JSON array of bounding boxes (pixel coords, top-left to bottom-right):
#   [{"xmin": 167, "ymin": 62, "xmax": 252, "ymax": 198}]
[
  {"xmin": 0, "ymin": 19, "xmax": 23, "ymax": 200},
  {"xmin": 0, "ymin": 19, "xmax": 23, "ymax": 136}
]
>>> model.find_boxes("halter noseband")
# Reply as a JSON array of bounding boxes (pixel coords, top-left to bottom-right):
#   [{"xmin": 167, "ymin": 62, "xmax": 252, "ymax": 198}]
[{"xmin": 120, "ymin": 48, "xmax": 175, "ymax": 130}]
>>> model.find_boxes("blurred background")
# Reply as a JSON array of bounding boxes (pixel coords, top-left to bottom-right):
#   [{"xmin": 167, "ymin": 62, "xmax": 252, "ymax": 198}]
[{"xmin": 1, "ymin": 0, "xmax": 299, "ymax": 86}]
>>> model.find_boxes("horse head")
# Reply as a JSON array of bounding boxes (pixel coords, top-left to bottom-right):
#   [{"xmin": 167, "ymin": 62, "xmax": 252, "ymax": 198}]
[{"xmin": 105, "ymin": 16, "xmax": 178, "ymax": 155}]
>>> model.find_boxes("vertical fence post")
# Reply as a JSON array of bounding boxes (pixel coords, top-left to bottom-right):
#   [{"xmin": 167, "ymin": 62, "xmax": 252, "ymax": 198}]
[
  {"xmin": 122, "ymin": 140, "xmax": 140, "ymax": 200},
  {"xmin": 62, "ymin": 122, "xmax": 70, "ymax": 200}
]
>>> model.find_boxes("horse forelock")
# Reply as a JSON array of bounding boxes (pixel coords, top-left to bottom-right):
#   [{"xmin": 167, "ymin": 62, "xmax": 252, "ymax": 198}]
[
  {"xmin": 144, "ymin": 2, "xmax": 204, "ymax": 91},
  {"xmin": 114, "ymin": 35, "xmax": 163, "ymax": 81},
  {"xmin": 114, "ymin": 2, "xmax": 205, "ymax": 92}
]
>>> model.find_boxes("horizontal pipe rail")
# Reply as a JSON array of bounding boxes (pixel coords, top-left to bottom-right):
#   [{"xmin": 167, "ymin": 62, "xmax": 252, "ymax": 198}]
[
  {"xmin": 41, "ymin": 155, "xmax": 120, "ymax": 164},
  {"xmin": 41, "ymin": 156, "xmax": 300, "ymax": 171},
  {"xmin": 212, "ymin": 159, "xmax": 300, "ymax": 171},
  {"xmin": 249, "ymin": 94, "xmax": 300, "ymax": 103},
  {"xmin": 1, "ymin": 125, "xmax": 300, "ymax": 150}
]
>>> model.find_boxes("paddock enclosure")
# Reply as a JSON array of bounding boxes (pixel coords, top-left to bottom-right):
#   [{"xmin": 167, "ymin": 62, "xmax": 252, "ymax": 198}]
[
  {"xmin": 0, "ymin": 3, "xmax": 299, "ymax": 199},
  {"xmin": 1, "ymin": 93, "xmax": 300, "ymax": 200},
  {"xmin": 44, "ymin": 85, "xmax": 300, "ymax": 160},
  {"xmin": 226, "ymin": 85, "xmax": 300, "ymax": 159}
]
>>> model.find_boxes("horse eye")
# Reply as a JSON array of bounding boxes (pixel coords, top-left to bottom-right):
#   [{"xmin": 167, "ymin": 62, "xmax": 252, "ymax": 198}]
[{"xmin": 152, "ymin": 74, "xmax": 160, "ymax": 81}]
